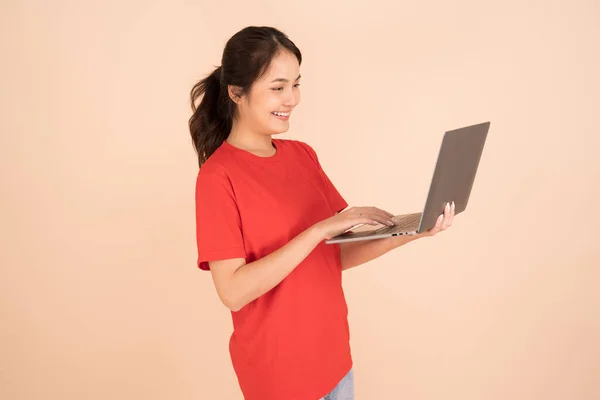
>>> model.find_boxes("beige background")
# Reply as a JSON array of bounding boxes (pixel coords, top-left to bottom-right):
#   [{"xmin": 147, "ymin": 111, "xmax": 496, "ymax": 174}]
[{"xmin": 2, "ymin": 0, "xmax": 599, "ymax": 399}]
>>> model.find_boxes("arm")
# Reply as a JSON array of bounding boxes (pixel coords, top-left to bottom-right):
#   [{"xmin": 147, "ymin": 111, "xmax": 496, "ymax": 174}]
[
  {"xmin": 340, "ymin": 201, "xmax": 456, "ymax": 271},
  {"xmin": 209, "ymin": 225, "xmax": 324, "ymax": 312},
  {"xmin": 340, "ymin": 235, "xmax": 418, "ymax": 271},
  {"xmin": 208, "ymin": 206, "xmax": 388, "ymax": 312}
]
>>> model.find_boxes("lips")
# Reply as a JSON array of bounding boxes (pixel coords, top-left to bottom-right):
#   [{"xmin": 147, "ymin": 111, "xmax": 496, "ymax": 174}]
[{"xmin": 271, "ymin": 111, "xmax": 291, "ymax": 121}]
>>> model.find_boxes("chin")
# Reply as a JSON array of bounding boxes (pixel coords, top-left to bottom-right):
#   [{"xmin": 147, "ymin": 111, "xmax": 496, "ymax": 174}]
[{"xmin": 268, "ymin": 125, "xmax": 290, "ymax": 135}]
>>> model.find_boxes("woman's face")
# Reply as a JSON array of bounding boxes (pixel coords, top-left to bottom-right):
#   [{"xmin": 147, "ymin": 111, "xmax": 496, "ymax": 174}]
[{"xmin": 232, "ymin": 50, "xmax": 301, "ymax": 136}]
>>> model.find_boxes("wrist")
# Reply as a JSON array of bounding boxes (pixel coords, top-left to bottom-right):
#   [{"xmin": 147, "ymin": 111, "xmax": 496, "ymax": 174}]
[{"xmin": 308, "ymin": 222, "xmax": 326, "ymax": 242}]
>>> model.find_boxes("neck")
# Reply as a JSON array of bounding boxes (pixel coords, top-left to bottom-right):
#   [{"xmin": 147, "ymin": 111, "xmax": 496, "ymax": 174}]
[{"xmin": 227, "ymin": 123, "xmax": 275, "ymax": 156}]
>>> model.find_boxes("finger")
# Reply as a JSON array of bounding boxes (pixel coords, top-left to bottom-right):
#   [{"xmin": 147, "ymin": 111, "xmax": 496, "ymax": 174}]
[
  {"xmin": 358, "ymin": 208, "xmax": 394, "ymax": 225},
  {"xmin": 427, "ymin": 213, "xmax": 443, "ymax": 235},
  {"xmin": 361, "ymin": 217, "xmax": 380, "ymax": 226},
  {"xmin": 376, "ymin": 207, "xmax": 395, "ymax": 219},
  {"xmin": 441, "ymin": 218, "xmax": 450, "ymax": 230},
  {"xmin": 448, "ymin": 201, "xmax": 455, "ymax": 226},
  {"xmin": 437, "ymin": 212, "xmax": 444, "ymax": 228},
  {"xmin": 362, "ymin": 206, "xmax": 394, "ymax": 218},
  {"xmin": 444, "ymin": 201, "xmax": 455, "ymax": 228},
  {"xmin": 442, "ymin": 202, "xmax": 454, "ymax": 229},
  {"xmin": 356, "ymin": 212, "xmax": 380, "ymax": 226},
  {"xmin": 368, "ymin": 207, "xmax": 396, "ymax": 224},
  {"xmin": 361, "ymin": 212, "xmax": 394, "ymax": 226},
  {"xmin": 440, "ymin": 203, "xmax": 450, "ymax": 230}
]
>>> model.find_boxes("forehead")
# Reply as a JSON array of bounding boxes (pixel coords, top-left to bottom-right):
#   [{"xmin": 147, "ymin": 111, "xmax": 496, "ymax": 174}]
[{"xmin": 260, "ymin": 50, "xmax": 300, "ymax": 81}]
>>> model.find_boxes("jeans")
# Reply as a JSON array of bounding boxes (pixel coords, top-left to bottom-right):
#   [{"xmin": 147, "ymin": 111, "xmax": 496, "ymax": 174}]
[{"xmin": 319, "ymin": 368, "xmax": 354, "ymax": 400}]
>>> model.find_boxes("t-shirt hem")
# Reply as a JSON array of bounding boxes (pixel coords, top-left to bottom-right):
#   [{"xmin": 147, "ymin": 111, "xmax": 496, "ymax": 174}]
[
  {"xmin": 239, "ymin": 357, "xmax": 353, "ymax": 400},
  {"xmin": 304, "ymin": 358, "xmax": 354, "ymax": 400}
]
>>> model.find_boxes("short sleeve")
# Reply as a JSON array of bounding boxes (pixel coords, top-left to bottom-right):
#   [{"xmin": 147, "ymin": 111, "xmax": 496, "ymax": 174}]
[
  {"xmin": 194, "ymin": 165, "xmax": 246, "ymax": 271},
  {"xmin": 300, "ymin": 142, "xmax": 348, "ymax": 214}
]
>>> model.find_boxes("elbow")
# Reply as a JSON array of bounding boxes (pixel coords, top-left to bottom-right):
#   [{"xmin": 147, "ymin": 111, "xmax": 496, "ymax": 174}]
[
  {"xmin": 220, "ymin": 293, "xmax": 245, "ymax": 312},
  {"xmin": 227, "ymin": 301, "xmax": 243, "ymax": 313}
]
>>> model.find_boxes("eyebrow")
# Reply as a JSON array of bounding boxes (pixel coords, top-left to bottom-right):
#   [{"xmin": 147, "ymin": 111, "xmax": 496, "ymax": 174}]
[{"xmin": 270, "ymin": 74, "xmax": 301, "ymax": 83}]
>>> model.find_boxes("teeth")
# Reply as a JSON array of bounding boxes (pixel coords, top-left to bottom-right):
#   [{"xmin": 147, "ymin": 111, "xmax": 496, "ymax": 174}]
[{"xmin": 272, "ymin": 112, "xmax": 290, "ymax": 117}]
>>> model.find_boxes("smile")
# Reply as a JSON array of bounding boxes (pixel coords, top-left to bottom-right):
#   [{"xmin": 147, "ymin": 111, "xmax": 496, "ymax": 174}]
[{"xmin": 272, "ymin": 112, "xmax": 290, "ymax": 117}]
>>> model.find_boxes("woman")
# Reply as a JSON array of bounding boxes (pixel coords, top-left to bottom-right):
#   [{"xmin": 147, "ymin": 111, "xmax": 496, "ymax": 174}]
[{"xmin": 189, "ymin": 26, "xmax": 454, "ymax": 400}]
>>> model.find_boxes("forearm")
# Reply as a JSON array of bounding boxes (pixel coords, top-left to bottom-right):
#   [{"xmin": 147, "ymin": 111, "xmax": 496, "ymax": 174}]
[
  {"xmin": 228, "ymin": 225, "xmax": 324, "ymax": 311},
  {"xmin": 340, "ymin": 234, "xmax": 419, "ymax": 271}
]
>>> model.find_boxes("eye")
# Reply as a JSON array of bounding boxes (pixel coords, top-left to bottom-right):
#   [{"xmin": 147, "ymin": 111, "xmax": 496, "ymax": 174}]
[
  {"xmin": 271, "ymin": 87, "xmax": 284, "ymax": 91},
  {"xmin": 294, "ymin": 83, "xmax": 301, "ymax": 88}
]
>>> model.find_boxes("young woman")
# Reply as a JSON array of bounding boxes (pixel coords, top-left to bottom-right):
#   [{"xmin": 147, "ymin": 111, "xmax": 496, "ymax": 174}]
[{"xmin": 189, "ymin": 26, "xmax": 454, "ymax": 400}]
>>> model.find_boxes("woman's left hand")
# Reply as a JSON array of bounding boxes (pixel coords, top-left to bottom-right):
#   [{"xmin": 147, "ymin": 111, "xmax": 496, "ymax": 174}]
[{"xmin": 417, "ymin": 201, "xmax": 455, "ymax": 238}]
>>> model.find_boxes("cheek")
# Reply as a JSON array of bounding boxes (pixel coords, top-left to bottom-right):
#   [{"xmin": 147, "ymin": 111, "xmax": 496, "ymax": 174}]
[
  {"xmin": 250, "ymin": 95, "xmax": 269, "ymax": 112},
  {"xmin": 261, "ymin": 96, "xmax": 280, "ymax": 117},
  {"xmin": 252, "ymin": 101, "xmax": 274, "ymax": 125},
  {"xmin": 266, "ymin": 94, "xmax": 282, "ymax": 110},
  {"xmin": 245, "ymin": 102, "xmax": 266, "ymax": 121}
]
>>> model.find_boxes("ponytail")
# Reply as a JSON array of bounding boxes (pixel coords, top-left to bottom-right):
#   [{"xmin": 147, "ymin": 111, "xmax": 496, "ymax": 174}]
[{"xmin": 188, "ymin": 66, "xmax": 233, "ymax": 167}]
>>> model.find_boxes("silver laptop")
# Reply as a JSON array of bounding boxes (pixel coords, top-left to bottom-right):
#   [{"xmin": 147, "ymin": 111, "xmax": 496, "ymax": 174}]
[{"xmin": 325, "ymin": 122, "xmax": 490, "ymax": 244}]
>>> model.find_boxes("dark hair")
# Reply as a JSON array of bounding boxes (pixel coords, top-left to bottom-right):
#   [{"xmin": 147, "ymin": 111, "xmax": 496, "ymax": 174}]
[{"xmin": 188, "ymin": 26, "xmax": 302, "ymax": 167}]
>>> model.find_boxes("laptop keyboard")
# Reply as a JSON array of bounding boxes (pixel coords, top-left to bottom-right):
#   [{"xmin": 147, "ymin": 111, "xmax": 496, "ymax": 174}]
[{"xmin": 369, "ymin": 213, "xmax": 422, "ymax": 236}]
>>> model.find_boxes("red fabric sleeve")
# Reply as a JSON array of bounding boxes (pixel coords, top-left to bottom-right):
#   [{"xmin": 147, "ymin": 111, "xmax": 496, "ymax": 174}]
[
  {"xmin": 301, "ymin": 142, "xmax": 348, "ymax": 214},
  {"xmin": 194, "ymin": 165, "xmax": 246, "ymax": 270}
]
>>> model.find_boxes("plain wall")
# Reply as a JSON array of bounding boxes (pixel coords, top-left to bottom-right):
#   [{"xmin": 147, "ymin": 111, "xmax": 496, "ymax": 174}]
[{"xmin": 1, "ymin": 0, "xmax": 599, "ymax": 399}]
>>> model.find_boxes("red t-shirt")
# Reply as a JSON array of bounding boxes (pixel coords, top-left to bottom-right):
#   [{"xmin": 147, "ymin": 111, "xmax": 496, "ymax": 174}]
[{"xmin": 194, "ymin": 138, "xmax": 352, "ymax": 400}]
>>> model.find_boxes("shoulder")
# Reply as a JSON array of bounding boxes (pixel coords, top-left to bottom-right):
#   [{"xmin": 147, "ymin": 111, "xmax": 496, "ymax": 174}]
[
  {"xmin": 276, "ymin": 138, "xmax": 319, "ymax": 163},
  {"xmin": 195, "ymin": 149, "xmax": 232, "ymax": 190}
]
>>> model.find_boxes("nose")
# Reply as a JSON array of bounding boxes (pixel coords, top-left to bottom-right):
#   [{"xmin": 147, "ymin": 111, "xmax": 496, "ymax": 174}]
[{"xmin": 283, "ymin": 87, "xmax": 300, "ymax": 108}]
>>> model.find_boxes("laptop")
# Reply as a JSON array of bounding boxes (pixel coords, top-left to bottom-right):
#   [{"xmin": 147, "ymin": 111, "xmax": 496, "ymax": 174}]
[{"xmin": 325, "ymin": 121, "xmax": 490, "ymax": 244}]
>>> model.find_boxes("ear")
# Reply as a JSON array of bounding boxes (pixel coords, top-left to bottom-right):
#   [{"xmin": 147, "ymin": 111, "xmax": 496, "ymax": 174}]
[{"xmin": 228, "ymin": 85, "xmax": 243, "ymax": 104}]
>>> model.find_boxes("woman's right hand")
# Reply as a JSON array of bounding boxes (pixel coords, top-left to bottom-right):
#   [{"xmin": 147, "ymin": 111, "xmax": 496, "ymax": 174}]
[{"xmin": 314, "ymin": 206, "xmax": 396, "ymax": 241}]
